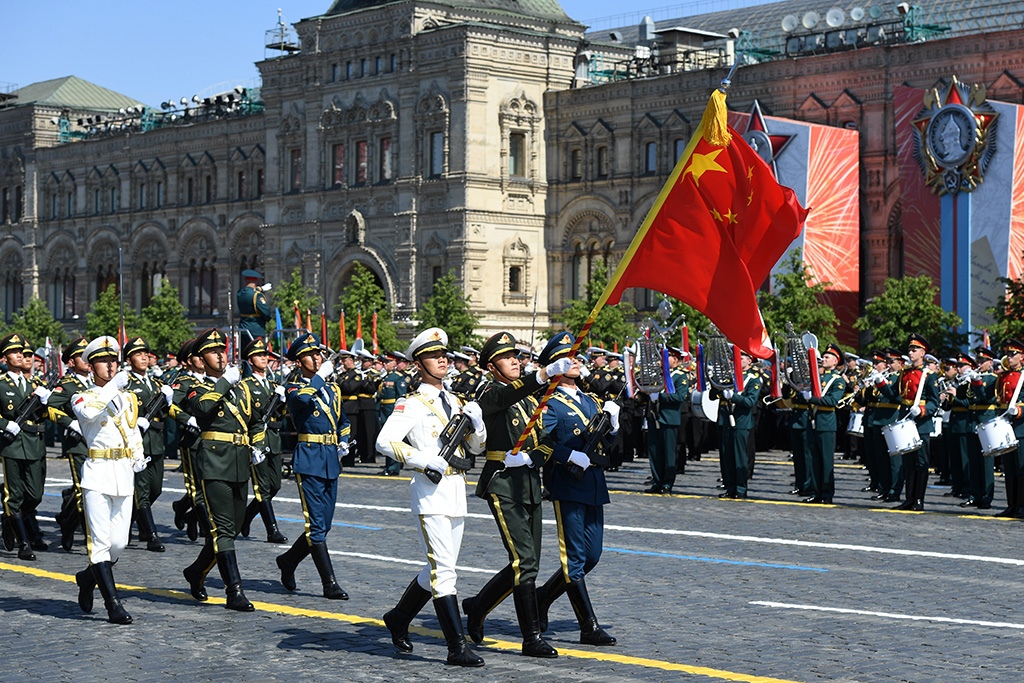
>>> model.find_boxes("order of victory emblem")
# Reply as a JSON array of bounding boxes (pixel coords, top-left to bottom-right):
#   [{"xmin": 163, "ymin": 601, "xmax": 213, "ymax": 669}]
[{"xmin": 911, "ymin": 75, "xmax": 998, "ymax": 196}]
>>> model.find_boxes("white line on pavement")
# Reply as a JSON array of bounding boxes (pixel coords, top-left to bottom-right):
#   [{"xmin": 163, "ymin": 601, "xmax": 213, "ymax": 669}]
[{"xmin": 750, "ymin": 601, "xmax": 1024, "ymax": 629}]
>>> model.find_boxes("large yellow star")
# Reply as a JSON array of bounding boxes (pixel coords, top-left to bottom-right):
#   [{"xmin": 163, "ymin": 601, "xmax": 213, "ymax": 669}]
[{"xmin": 682, "ymin": 148, "xmax": 727, "ymax": 187}]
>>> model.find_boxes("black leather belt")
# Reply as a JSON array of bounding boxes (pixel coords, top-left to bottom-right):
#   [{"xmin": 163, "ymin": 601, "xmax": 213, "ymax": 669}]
[
  {"xmin": 267, "ymin": 420, "xmax": 283, "ymax": 429},
  {"xmin": 20, "ymin": 424, "xmax": 44, "ymax": 434}
]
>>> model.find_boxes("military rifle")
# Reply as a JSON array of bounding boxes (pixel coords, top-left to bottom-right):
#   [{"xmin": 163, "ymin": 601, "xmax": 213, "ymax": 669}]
[{"xmin": 423, "ymin": 380, "xmax": 489, "ymax": 484}]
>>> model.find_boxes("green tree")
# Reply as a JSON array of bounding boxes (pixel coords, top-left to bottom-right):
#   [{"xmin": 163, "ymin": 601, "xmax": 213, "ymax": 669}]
[
  {"xmin": 855, "ymin": 275, "xmax": 965, "ymax": 355},
  {"xmin": 338, "ymin": 263, "xmax": 398, "ymax": 353},
  {"xmin": 269, "ymin": 267, "xmax": 322, "ymax": 335},
  {"xmin": 757, "ymin": 248, "xmax": 840, "ymax": 345},
  {"xmin": 415, "ymin": 270, "xmax": 482, "ymax": 350},
  {"xmin": 555, "ymin": 261, "xmax": 635, "ymax": 350},
  {"xmin": 985, "ymin": 254, "xmax": 1024, "ymax": 344},
  {"xmin": 86, "ymin": 284, "xmax": 139, "ymax": 339},
  {"xmin": 137, "ymin": 279, "xmax": 193, "ymax": 355},
  {"xmin": 9, "ymin": 296, "xmax": 68, "ymax": 347}
]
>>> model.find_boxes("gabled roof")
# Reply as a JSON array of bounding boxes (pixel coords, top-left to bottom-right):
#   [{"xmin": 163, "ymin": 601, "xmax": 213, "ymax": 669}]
[
  {"xmin": 324, "ymin": 0, "xmax": 572, "ymax": 22},
  {"xmin": 9, "ymin": 75, "xmax": 146, "ymax": 111}
]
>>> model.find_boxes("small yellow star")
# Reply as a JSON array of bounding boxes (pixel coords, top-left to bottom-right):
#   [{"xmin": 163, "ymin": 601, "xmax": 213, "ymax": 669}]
[
  {"xmin": 724, "ymin": 208, "xmax": 738, "ymax": 224},
  {"xmin": 710, "ymin": 207, "xmax": 723, "ymax": 222},
  {"xmin": 682, "ymin": 149, "xmax": 727, "ymax": 187},
  {"xmin": 747, "ymin": 190, "xmax": 754, "ymax": 206},
  {"xmin": 747, "ymin": 165, "xmax": 754, "ymax": 181}
]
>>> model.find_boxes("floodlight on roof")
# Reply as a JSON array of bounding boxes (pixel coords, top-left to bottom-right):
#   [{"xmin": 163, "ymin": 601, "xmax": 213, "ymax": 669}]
[
  {"xmin": 850, "ymin": 6, "xmax": 865, "ymax": 21},
  {"xmin": 802, "ymin": 11, "xmax": 820, "ymax": 29},
  {"xmin": 895, "ymin": 2, "xmax": 910, "ymax": 15},
  {"xmin": 781, "ymin": 15, "xmax": 799, "ymax": 32}
]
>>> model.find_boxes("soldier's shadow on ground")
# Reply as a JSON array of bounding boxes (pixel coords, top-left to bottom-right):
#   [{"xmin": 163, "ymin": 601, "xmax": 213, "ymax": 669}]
[
  {"xmin": 0, "ymin": 594, "xmax": 103, "ymax": 623},
  {"xmin": 274, "ymin": 624, "xmax": 439, "ymax": 663}
]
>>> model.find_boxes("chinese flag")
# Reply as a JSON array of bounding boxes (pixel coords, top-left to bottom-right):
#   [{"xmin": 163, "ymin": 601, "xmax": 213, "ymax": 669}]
[
  {"xmin": 356, "ymin": 312, "xmax": 363, "ymax": 340},
  {"xmin": 603, "ymin": 90, "xmax": 807, "ymax": 358},
  {"xmin": 372, "ymin": 311, "xmax": 379, "ymax": 354},
  {"xmin": 339, "ymin": 309, "xmax": 347, "ymax": 350},
  {"xmin": 321, "ymin": 313, "xmax": 328, "ymax": 348}
]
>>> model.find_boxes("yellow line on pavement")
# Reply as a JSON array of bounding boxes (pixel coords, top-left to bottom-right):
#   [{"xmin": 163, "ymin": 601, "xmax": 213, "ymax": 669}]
[{"xmin": 0, "ymin": 561, "xmax": 804, "ymax": 682}]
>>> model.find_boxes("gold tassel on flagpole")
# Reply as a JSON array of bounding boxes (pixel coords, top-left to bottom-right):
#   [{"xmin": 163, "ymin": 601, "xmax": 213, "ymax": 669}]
[{"xmin": 700, "ymin": 88, "xmax": 732, "ymax": 147}]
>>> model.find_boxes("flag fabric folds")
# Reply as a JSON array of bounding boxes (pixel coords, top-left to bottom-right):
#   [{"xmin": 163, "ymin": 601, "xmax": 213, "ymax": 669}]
[
  {"xmin": 603, "ymin": 89, "xmax": 807, "ymax": 359},
  {"xmin": 339, "ymin": 309, "xmax": 347, "ymax": 350}
]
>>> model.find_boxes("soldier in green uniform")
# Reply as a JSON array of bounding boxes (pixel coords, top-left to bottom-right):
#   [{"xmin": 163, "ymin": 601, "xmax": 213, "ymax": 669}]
[
  {"xmin": 170, "ymin": 339, "xmax": 205, "ymax": 540},
  {"xmin": 802, "ymin": 343, "xmax": 848, "ymax": 504},
  {"xmin": 239, "ymin": 337, "xmax": 288, "ymax": 543},
  {"xmin": 181, "ymin": 329, "xmax": 264, "ymax": 611},
  {"xmin": 377, "ymin": 351, "xmax": 408, "ymax": 476},
  {"xmin": 714, "ymin": 348, "xmax": 763, "ymax": 499},
  {"xmin": 644, "ymin": 348, "xmax": 689, "ymax": 494},
  {"xmin": 869, "ymin": 350, "xmax": 906, "ymax": 503},
  {"xmin": 461, "ymin": 331, "xmax": 571, "ymax": 658},
  {"xmin": 123, "ymin": 337, "xmax": 173, "ymax": 552},
  {"xmin": 962, "ymin": 347, "xmax": 998, "ymax": 510},
  {"xmin": 0, "ymin": 333, "xmax": 52, "ymax": 559},
  {"xmin": 236, "ymin": 269, "xmax": 272, "ymax": 344},
  {"xmin": 941, "ymin": 354, "xmax": 974, "ymax": 501},
  {"xmin": 336, "ymin": 350, "xmax": 364, "ymax": 468},
  {"xmin": 48, "ymin": 337, "xmax": 91, "ymax": 551}
]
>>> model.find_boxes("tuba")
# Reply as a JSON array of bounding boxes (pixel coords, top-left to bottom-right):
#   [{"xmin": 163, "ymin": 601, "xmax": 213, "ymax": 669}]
[{"xmin": 782, "ymin": 322, "xmax": 818, "ymax": 393}]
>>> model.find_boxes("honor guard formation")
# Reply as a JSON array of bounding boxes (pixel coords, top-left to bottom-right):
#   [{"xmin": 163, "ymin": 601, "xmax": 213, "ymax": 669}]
[{"xmin": 2, "ymin": 287, "xmax": 1023, "ymax": 668}]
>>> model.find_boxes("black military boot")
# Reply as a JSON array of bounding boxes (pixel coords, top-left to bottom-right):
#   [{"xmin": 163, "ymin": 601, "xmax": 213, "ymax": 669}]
[
  {"xmin": 172, "ymin": 494, "xmax": 191, "ymax": 531},
  {"xmin": 24, "ymin": 509, "xmax": 48, "ymax": 551},
  {"xmin": 912, "ymin": 470, "xmax": 928, "ymax": 512},
  {"xmin": 139, "ymin": 508, "xmax": 165, "ymax": 552},
  {"xmin": 259, "ymin": 499, "xmax": 287, "ymax": 544},
  {"xmin": 894, "ymin": 475, "xmax": 916, "ymax": 510},
  {"xmin": 183, "ymin": 539, "xmax": 216, "ymax": 601},
  {"xmin": 1014, "ymin": 479, "xmax": 1024, "ymax": 517},
  {"xmin": 383, "ymin": 577, "xmax": 432, "ymax": 652},
  {"xmin": 184, "ymin": 508, "xmax": 199, "ymax": 542},
  {"xmin": 1, "ymin": 513, "xmax": 14, "ymax": 552},
  {"xmin": 512, "ymin": 580, "xmax": 558, "ymax": 658},
  {"xmin": 996, "ymin": 474, "xmax": 1017, "ymax": 517},
  {"xmin": 240, "ymin": 499, "xmax": 259, "ymax": 538},
  {"xmin": 566, "ymin": 578, "xmax": 616, "ymax": 645},
  {"xmin": 8, "ymin": 513, "xmax": 36, "ymax": 560},
  {"xmin": 310, "ymin": 543, "xmax": 348, "ymax": 599},
  {"xmin": 536, "ymin": 570, "xmax": 568, "ymax": 633},
  {"xmin": 76, "ymin": 565, "xmax": 96, "ymax": 612},
  {"xmin": 93, "ymin": 561, "xmax": 132, "ymax": 624},
  {"xmin": 59, "ymin": 493, "xmax": 79, "ymax": 552},
  {"xmin": 462, "ymin": 564, "xmax": 514, "ymax": 644},
  {"xmin": 276, "ymin": 537, "xmax": 311, "ymax": 591},
  {"xmin": 434, "ymin": 595, "xmax": 485, "ymax": 667},
  {"xmin": 216, "ymin": 550, "xmax": 255, "ymax": 612}
]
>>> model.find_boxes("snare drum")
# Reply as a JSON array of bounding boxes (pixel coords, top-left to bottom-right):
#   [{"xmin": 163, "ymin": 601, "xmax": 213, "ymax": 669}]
[
  {"xmin": 847, "ymin": 411, "xmax": 865, "ymax": 437},
  {"xmin": 977, "ymin": 416, "xmax": 1019, "ymax": 458},
  {"xmin": 882, "ymin": 419, "xmax": 922, "ymax": 456},
  {"xmin": 690, "ymin": 389, "xmax": 719, "ymax": 423}
]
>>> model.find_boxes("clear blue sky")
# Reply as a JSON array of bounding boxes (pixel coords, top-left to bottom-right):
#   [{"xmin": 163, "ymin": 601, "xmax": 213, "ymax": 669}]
[{"xmin": 2, "ymin": 0, "xmax": 767, "ymax": 108}]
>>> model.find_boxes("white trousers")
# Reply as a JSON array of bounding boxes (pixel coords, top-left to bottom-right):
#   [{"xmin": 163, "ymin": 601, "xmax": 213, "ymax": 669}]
[
  {"xmin": 83, "ymin": 489, "xmax": 133, "ymax": 564},
  {"xmin": 415, "ymin": 514, "xmax": 464, "ymax": 598}
]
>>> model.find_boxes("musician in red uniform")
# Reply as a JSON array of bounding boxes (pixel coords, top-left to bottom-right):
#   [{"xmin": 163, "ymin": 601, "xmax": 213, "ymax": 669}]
[{"xmin": 995, "ymin": 339, "xmax": 1024, "ymax": 516}]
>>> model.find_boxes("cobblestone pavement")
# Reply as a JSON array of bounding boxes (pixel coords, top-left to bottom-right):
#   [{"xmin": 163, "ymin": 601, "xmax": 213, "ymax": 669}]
[{"xmin": 2, "ymin": 447, "xmax": 1023, "ymax": 683}]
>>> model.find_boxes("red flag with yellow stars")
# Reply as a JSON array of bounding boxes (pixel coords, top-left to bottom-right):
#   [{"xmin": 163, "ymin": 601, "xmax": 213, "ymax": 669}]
[{"xmin": 604, "ymin": 90, "xmax": 807, "ymax": 358}]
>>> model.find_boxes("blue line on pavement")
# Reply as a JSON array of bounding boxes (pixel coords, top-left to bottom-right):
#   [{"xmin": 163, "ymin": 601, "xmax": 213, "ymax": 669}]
[
  {"xmin": 278, "ymin": 515, "xmax": 380, "ymax": 531},
  {"xmin": 604, "ymin": 547, "xmax": 827, "ymax": 572}
]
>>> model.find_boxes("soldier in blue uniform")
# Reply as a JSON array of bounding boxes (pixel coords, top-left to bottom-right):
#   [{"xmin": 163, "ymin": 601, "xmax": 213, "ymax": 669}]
[
  {"xmin": 236, "ymin": 269, "xmax": 272, "ymax": 344},
  {"xmin": 377, "ymin": 351, "xmax": 408, "ymax": 476},
  {"xmin": 714, "ymin": 348, "xmax": 763, "ymax": 499},
  {"xmin": 530, "ymin": 333, "xmax": 619, "ymax": 646},
  {"xmin": 275, "ymin": 333, "xmax": 352, "ymax": 600}
]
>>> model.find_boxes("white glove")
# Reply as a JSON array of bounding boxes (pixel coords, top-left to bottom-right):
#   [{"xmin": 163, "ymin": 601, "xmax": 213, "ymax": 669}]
[
  {"xmin": 261, "ymin": 283, "xmax": 273, "ymax": 292},
  {"xmin": 112, "ymin": 371, "xmax": 130, "ymax": 389},
  {"xmin": 503, "ymin": 450, "xmax": 532, "ymax": 468},
  {"xmin": 32, "ymin": 386, "xmax": 52, "ymax": 405},
  {"xmin": 137, "ymin": 417, "xmax": 150, "ymax": 433},
  {"xmin": 910, "ymin": 405, "xmax": 922, "ymax": 418},
  {"xmin": 578, "ymin": 364, "xmax": 591, "ymax": 378},
  {"xmin": 603, "ymin": 401, "xmax": 621, "ymax": 432},
  {"xmin": 872, "ymin": 372, "xmax": 889, "ymax": 387},
  {"xmin": 462, "ymin": 401, "xmax": 484, "ymax": 432},
  {"xmin": 131, "ymin": 455, "xmax": 151, "ymax": 473},
  {"xmin": 568, "ymin": 450, "xmax": 591, "ymax": 470},
  {"xmin": 337, "ymin": 441, "xmax": 350, "ymax": 459},
  {"xmin": 967, "ymin": 370, "xmax": 982, "ymax": 384},
  {"xmin": 3, "ymin": 421, "xmax": 21, "ymax": 437},
  {"xmin": 186, "ymin": 416, "xmax": 199, "ymax": 433},
  {"xmin": 544, "ymin": 357, "xmax": 573, "ymax": 379},
  {"xmin": 316, "ymin": 360, "xmax": 334, "ymax": 379},
  {"xmin": 160, "ymin": 384, "xmax": 175, "ymax": 406},
  {"xmin": 251, "ymin": 447, "xmax": 266, "ymax": 465},
  {"xmin": 274, "ymin": 384, "xmax": 286, "ymax": 398},
  {"xmin": 799, "ymin": 390, "xmax": 810, "ymax": 400},
  {"xmin": 221, "ymin": 365, "xmax": 241, "ymax": 385},
  {"xmin": 649, "ymin": 392, "xmax": 660, "ymax": 402},
  {"xmin": 424, "ymin": 454, "xmax": 448, "ymax": 475},
  {"xmin": 68, "ymin": 420, "xmax": 82, "ymax": 435}
]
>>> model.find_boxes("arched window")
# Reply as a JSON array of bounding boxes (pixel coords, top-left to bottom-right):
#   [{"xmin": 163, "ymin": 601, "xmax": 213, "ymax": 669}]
[
  {"xmin": 188, "ymin": 258, "xmax": 217, "ymax": 316},
  {"xmin": 1, "ymin": 252, "xmax": 23, "ymax": 321},
  {"xmin": 49, "ymin": 267, "xmax": 76, "ymax": 320}
]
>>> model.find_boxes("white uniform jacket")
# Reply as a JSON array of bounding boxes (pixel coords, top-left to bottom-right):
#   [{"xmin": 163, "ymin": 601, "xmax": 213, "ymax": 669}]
[
  {"xmin": 376, "ymin": 383, "xmax": 485, "ymax": 516},
  {"xmin": 71, "ymin": 383, "xmax": 143, "ymax": 497}
]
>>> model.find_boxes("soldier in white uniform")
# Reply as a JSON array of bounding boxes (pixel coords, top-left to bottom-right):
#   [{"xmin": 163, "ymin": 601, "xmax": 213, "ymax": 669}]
[
  {"xmin": 377, "ymin": 327, "xmax": 487, "ymax": 667},
  {"xmin": 70, "ymin": 336, "xmax": 148, "ymax": 625}
]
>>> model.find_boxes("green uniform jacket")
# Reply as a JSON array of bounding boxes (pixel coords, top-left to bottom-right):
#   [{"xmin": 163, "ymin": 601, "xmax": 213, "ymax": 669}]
[
  {"xmin": 126, "ymin": 372, "xmax": 169, "ymax": 456},
  {"xmin": 242, "ymin": 374, "xmax": 284, "ymax": 455},
  {"xmin": 807, "ymin": 369, "xmax": 847, "ymax": 432},
  {"xmin": 968, "ymin": 373, "xmax": 999, "ymax": 424},
  {"xmin": 47, "ymin": 373, "xmax": 90, "ymax": 456},
  {"xmin": 0, "ymin": 373, "xmax": 47, "ymax": 461},
  {"xmin": 186, "ymin": 376, "xmax": 263, "ymax": 483},
  {"xmin": 948, "ymin": 383, "xmax": 973, "ymax": 435},
  {"xmin": 172, "ymin": 372, "xmax": 202, "ymax": 451},
  {"xmin": 716, "ymin": 370, "xmax": 763, "ymax": 431},
  {"xmin": 654, "ymin": 369, "xmax": 689, "ymax": 427},
  {"xmin": 475, "ymin": 372, "xmax": 545, "ymax": 501}
]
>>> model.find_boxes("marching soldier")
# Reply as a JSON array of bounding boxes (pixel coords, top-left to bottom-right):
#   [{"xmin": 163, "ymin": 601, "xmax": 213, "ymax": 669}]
[
  {"xmin": 962, "ymin": 347, "xmax": 998, "ymax": 510},
  {"xmin": 336, "ymin": 350, "xmax": 361, "ymax": 467},
  {"xmin": 357, "ymin": 350, "xmax": 381, "ymax": 463},
  {"xmin": 239, "ymin": 337, "xmax": 288, "ymax": 543},
  {"xmin": 802, "ymin": 343, "xmax": 847, "ymax": 504},
  {"xmin": 531, "ymin": 333, "xmax": 619, "ymax": 647},
  {"xmin": 377, "ymin": 328, "xmax": 487, "ymax": 667},
  {"xmin": 70, "ymin": 336, "xmax": 147, "ymax": 625},
  {"xmin": 943, "ymin": 354, "xmax": 975, "ymax": 501},
  {"xmin": 236, "ymin": 269, "xmax": 272, "ymax": 344},
  {"xmin": 644, "ymin": 348, "xmax": 688, "ymax": 494},
  {"xmin": 123, "ymin": 337, "xmax": 174, "ymax": 552},
  {"xmin": 788, "ymin": 385, "xmax": 813, "ymax": 497},
  {"xmin": 0, "ymin": 333, "xmax": 52, "ymax": 559},
  {"xmin": 48, "ymin": 337, "xmax": 91, "ymax": 551},
  {"xmin": 995, "ymin": 339, "xmax": 1024, "ymax": 516},
  {"xmin": 449, "ymin": 350, "xmax": 482, "ymax": 399},
  {"xmin": 462, "ymin": 331, "xmax": 571, "ymax": 658},
  {"xmin": 181, "ymin": 328, "xmax": 263, "ymax": 612},
  {"xmin": 377, "ymin": 351, "xmax": 409, "ymax": 477},
  {"xmin": 170, "ymin": 339, "xmax": 205, "ymax": 540},
  {"xmin": 275, "ymin": 333, "xmax": 352, "ymax": 600},
  {"xmin": 714, "ymin": 348, "xmax": 763, "ymax": 499},
  {"xmin": 873, "ymin": 350, "xmax": 907, "ymax": 504},
  {"xmin": 860, "ymin": 351, "xmax": 893, "ymax": 501}
]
